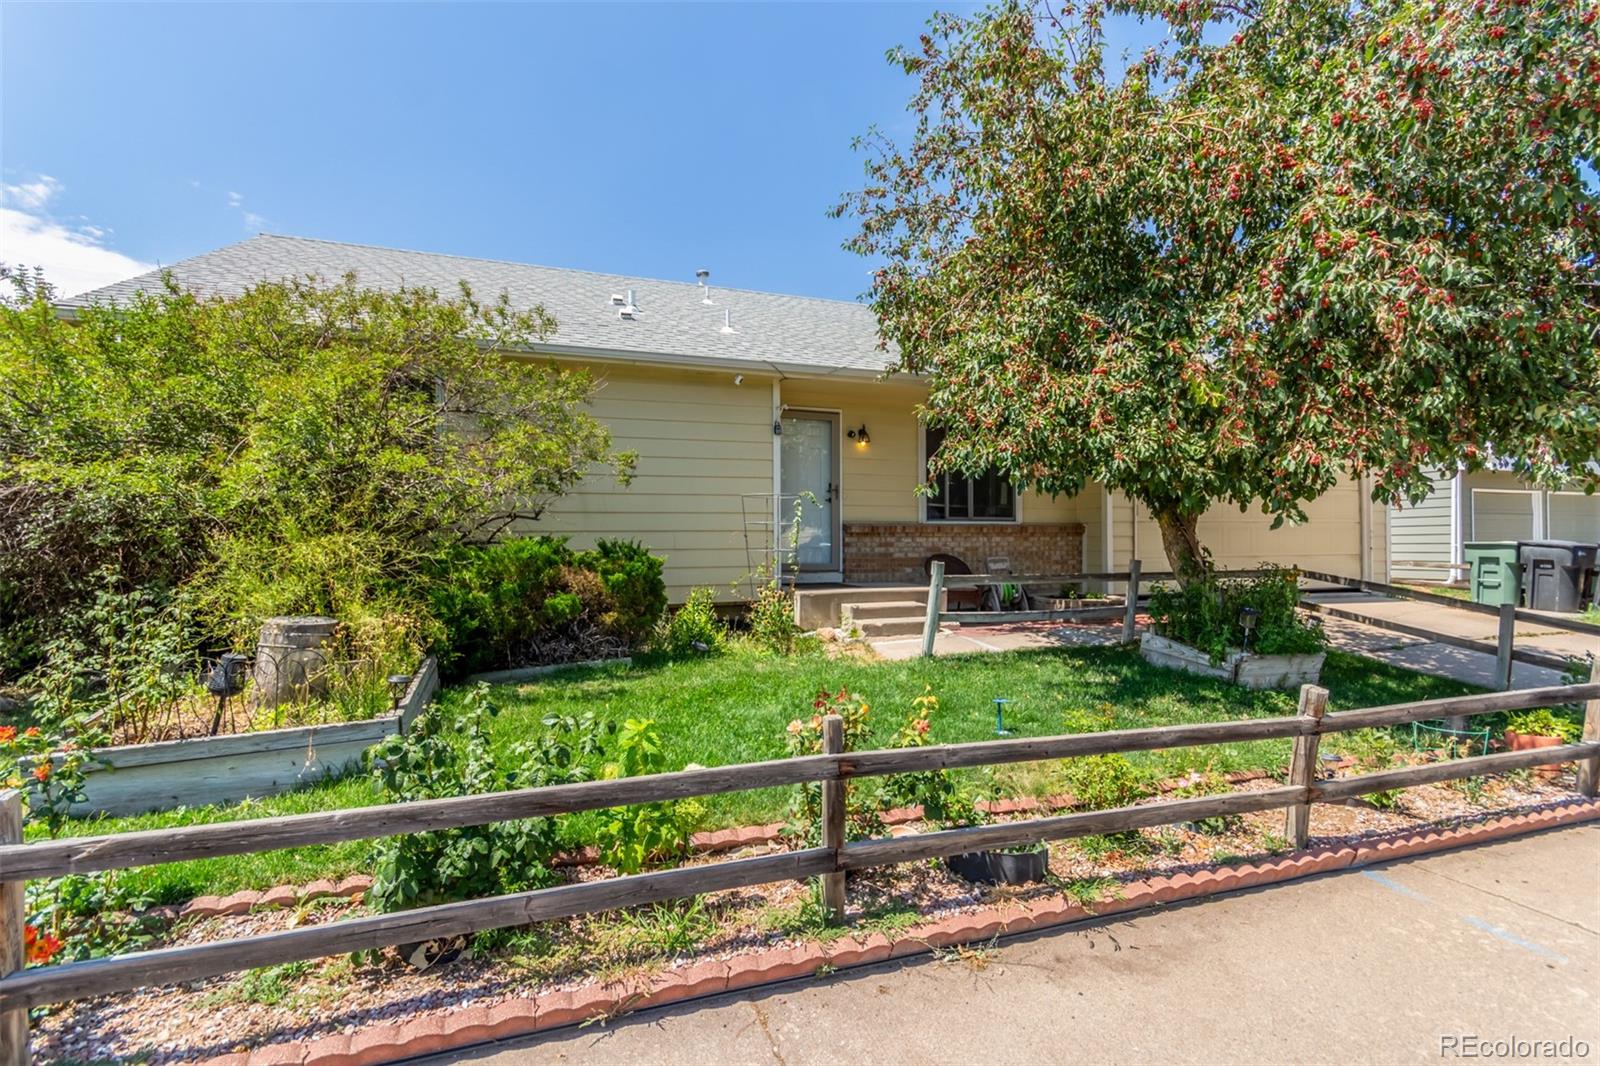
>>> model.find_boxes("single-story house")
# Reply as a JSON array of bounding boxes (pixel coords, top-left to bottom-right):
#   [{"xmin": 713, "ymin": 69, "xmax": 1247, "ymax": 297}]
[
  {"xmin": 1390, "ymin": 466, "xmax": 1600, "ymax": 583},
  {"xmin": 59, "ymin": 234, "xmax": 1391, "ymax": 618}
]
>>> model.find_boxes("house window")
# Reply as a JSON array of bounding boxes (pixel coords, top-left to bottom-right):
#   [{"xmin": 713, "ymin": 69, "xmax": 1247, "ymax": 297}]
[{"xmin": 924, "ymin": 427, "xmax": 1016, "ymax": 521}]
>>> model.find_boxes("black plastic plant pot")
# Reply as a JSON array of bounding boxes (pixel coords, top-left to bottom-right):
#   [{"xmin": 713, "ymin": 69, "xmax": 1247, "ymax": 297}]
[{"xmin": 945, "ymin": 847, "xmax": 1049, "ymax": 886}]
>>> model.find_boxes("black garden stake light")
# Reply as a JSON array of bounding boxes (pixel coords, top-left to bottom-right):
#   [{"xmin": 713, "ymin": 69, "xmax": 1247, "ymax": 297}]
[
  {"xmin": 1238, "ymin": 606, "xmax": 1261, "ymax": 655},
  {"xmin": 205, "ymin": 652, "xmax": 250, "ymax": 736},
  {"xmin": 387, "ymin": 674, "xmax": 413, "ymax": 712}
]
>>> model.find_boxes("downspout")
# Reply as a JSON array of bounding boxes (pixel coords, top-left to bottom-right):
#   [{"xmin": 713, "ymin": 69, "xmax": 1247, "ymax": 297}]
[
  {"xmin": 771, "ymin": 378, "xmax": 783, "ymax": 578},
  {"xmin": 1358, "ymin": 473, "xmax": 1374, "ymax": 582}
]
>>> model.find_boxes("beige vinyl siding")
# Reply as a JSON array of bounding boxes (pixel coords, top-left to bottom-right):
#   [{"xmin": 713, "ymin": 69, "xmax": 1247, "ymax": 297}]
[
  {"xmin": 779, "ymin": 378, "xmax": 925, "ymax": 523},
  {"xmin": 523, "ymin": 361, "xmax": 776, "ymax": 601},
  {"xmin": 1108, "ymin": 475, "xmax": 1377, "ymax": 578},
  {"xmin": 1025, "ymin": 488, "xmax": 1104, "ymax": 571},
  {"xmin": 1389, "ymin": 469, "xmax": 1457, "ymax": 581}
]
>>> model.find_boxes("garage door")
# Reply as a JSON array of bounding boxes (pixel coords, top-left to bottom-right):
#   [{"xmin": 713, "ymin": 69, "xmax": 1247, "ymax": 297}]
[
  {"xmin": 1471, "ymin": 490, "xmax": 1538, "ymax": 542},
  {"xmin": 1549, "ymin": 492, "xmax": 1600, "ymax": 542}
]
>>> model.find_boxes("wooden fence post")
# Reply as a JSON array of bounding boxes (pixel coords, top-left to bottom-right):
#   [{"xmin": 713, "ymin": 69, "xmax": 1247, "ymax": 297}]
[
  {"xmin": 921, "ymin": 560, "xmax": 945, "ymax": 659},
  {"xmin": 1121, "ymin": 559, "xmax": 1142, "ymax": 643},
  {"xmin": 1, "ymin": 789, "xmax": 27, "ymax": 1066},
  {"xmin": 1578, "ymin": 658, "xmax": 1600, "ymax": 799},
  {"xmin": 1494, "ymin": 602, "xmax": 1516, "ymax": 692},
  {"xmin": 819, "ymin": 715, "xmax": 847, "ymax": 923},
  {"xmin": 1284, "ymin": 685, "xmax": 1330, "ymax": 850}
]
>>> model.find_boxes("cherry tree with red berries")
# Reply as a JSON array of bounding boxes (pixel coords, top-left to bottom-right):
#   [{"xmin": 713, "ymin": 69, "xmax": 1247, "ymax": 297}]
[{"xmin": 836, "ymin": 0, "xmax": 1599, "ymax": 581}]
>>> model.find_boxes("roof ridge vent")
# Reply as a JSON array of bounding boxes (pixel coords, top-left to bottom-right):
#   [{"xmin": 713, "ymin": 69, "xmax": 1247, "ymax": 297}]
[
  {"xmin": 618, "ymin": 287, "xmax": 640, "ymax": 319},
  {"xmin": 719, "ymin": 308, "xmax": 737, "ymax": 335}
]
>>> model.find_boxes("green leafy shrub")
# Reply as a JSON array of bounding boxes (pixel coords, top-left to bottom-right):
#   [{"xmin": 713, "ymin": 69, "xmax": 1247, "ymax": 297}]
[
  {"xmin": 594, "ymin": 718, "xmax": 705, "ymax": 874},
  {"xmin": 1061, "ymin": 754, "xmax": 1150, "ymax": 811},
  {"xmin": 1504, "ymin": 709, "xmax": 1579, "ymax": 742},
  {"xmin": 747, "ymin": 582, "xmax": 802, "ymax": 655},
  {"xmin": 1, "ymin": 719, "xmax": 105, "ymax": 840},
  {"xmin": 880, "ymin": 687, "xmax": 983, "ymax": 829},
  {"xmin": 784, "ymin": 688, "xmax": 885, "ymax": 843},
  {"xmin": 1147, "ymin": 567, "xmax": 1324, "ymax": 663},
  {"xmin": 367, "ymin": 685, "xmax": 590, "ymax": 911},
  {"xmin": 427, "ymin": 536, "xmax": 666, "ymax": 677},
  {"xmin": 22, "ymin": 579, "xmax": 198, "ymax": 741},
  {"xmin": 653, "ymin": 587, "xmax": 727, "ymax": 659},
  {"xmin": 1336, "ymin": 728, "xmax": 1405, "ymax": 809},
  {"xmin": 577, "ymin": 539, "xmax": 667, "ymax": 648},
  {"xmin": 26, "ymin": 873, "xmax": 164, "ymax": 965},
  {"xmin": 0, "ymin": 275, "xmax": 628, "ymax": 679}
]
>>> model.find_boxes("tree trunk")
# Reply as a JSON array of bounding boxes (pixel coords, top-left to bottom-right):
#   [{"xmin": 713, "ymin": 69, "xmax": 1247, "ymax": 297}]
[{"xmin": 1151, "ymin": 505, "xmax": 1209, "ymax": 586}]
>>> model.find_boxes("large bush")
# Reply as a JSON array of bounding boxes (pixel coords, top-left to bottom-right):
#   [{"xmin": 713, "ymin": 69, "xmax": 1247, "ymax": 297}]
[
  {"xmin": 0, "ymin": 274, "xmax": 631, "ymax": 679},
  {"xmin": 1147, "ymin": 567, "xmax": 1325, "ymax": 663},
  {"xmin": 428, "ymin": 537, "xmax": 665, "ymax": 677}
]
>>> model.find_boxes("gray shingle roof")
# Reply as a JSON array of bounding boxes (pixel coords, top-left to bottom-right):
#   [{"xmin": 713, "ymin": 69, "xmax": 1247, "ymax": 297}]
[{"xmin": 60, "ymin": 234, "xmax": 897, "ymax": 377}]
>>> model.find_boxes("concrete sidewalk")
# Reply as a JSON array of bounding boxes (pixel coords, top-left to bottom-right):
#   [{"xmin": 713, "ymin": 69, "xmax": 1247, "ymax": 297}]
[
  {"xmin": 419, "ymin": 824, "xmax": 1600, "ymax": 1066},
  {"xmin": 1308, "ymin": 591, "xmax": 1597, "ymax": 689}
]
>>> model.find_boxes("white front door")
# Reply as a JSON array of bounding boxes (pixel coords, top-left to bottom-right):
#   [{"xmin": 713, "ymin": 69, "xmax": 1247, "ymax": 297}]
[{"xmin": 780, "ymin": 411, "xmax": 840, "ymax": 572}]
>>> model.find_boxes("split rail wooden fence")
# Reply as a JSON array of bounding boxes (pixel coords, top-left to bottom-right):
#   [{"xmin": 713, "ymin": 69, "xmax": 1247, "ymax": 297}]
[
  {"xmin": 919, "ymin": 560, "xmax": 1600, "ymax": 689},
  {"xmin": 2, "ymin": 669, "xmax": 1598, "ymax": 1064}
]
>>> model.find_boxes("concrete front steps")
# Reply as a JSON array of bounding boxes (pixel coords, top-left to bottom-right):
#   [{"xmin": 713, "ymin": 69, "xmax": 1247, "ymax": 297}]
[
  {"xmin": 794, "ymin": 585, "xmax": 930, "ymax": 630},
  {"xmin": 841, "ymin": 599, "xmax": 926, "ymax": 638}
]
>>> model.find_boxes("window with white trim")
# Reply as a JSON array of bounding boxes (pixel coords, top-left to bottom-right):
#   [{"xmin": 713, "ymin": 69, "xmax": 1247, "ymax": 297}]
[{"xmin": 924, "ymin": 426, "xmax": 1016, "ymax": 521}]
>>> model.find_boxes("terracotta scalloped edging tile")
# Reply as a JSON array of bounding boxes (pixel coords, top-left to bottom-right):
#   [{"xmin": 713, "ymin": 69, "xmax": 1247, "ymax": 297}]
[{"xmin": 214, "ymin": 799, "xmax": 1600, "ymax": 1066}]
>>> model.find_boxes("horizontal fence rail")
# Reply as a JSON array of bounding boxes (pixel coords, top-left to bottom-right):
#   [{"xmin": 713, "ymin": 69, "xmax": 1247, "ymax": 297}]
[
  {"xmin": 20, "ymin": 684, "xmax": 1595, "ymax": 883},
  {"xmin": 1, "ymin": 668, "xmax": 1597, "ymax": 1034}
]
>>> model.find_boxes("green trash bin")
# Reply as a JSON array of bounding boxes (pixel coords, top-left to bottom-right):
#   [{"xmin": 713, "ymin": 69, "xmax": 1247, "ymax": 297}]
[{"xmin": 1465, "ymin": 541, "xmax": 1521, "ymax": 606}]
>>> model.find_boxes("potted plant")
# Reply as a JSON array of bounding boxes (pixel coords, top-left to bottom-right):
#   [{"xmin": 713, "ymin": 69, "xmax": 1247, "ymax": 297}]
[
  {"xmin": 946, "ymin": 842, "xmax": 1050, "ymax": 885},
  {"xmin": 1503, "ymin": 710, "xmax": 1579, "ymax": 779},
  {"xmin": 873, "ymin": 691, "xmax": 1050, "ymax": 886}
]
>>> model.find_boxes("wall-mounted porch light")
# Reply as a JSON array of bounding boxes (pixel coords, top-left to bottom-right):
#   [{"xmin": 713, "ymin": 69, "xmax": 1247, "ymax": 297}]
[{"xmin": 847, "ymin": 424, "xmax": 871, "ymax": 446}]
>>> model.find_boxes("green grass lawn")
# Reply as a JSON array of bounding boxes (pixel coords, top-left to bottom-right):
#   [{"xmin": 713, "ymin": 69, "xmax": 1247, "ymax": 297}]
[{"xmin": 34, "ymin": 644, "xmax": 1484, "ymax": 903}]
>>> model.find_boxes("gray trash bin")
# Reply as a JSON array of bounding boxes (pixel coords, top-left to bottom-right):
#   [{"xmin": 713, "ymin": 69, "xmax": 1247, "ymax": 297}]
[{"xmin": 1517, "ymin": 541, "xmax": 1598, "ymax": 612}]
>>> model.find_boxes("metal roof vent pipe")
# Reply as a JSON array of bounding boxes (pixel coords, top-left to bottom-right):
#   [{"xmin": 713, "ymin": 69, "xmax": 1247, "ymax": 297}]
[
  {"xmin": 696, "ymin": 268, "xmax": 713, "ymax": 305},
  {"xmin": 719, "ymin": 308, "xmax": 737, "ymax": 335},
  {"xmin": 619, "ymin": 288, "xmax": 640, "ymax": 319}
]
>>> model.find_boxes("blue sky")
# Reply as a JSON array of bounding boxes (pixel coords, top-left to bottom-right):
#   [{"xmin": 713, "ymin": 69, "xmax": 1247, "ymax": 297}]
[{"xmin": 2, "ymin": 2, "xmax": 1165, "ymax": 300}]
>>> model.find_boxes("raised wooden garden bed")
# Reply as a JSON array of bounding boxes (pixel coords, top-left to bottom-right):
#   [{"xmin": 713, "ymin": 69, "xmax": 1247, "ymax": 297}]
[
  {"xmin": 47, "ymin": 658, "xmax": 438, "ymax": 817},
  {"xmin": 1139, "ymin": 632, "xmax": 1325, "ymax": 690}
]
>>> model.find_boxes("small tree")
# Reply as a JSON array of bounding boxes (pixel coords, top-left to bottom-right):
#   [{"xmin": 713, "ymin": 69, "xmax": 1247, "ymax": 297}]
[
  {"xmin": 0, "ymin": 273, "xmax": 632, "ymax": 661},
  {"xmin": 836, "ymin": 0, "xmax": 1599, "ymax": 580}
]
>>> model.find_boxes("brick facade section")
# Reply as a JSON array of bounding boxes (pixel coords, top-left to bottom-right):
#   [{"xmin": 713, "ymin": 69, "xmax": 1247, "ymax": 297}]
[{"xmin": 842, "ymin": 523, "xmax": 1085, "ymax": 583}]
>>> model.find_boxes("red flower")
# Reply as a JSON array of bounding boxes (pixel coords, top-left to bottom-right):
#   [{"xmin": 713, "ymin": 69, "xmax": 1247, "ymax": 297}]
[
  {"xmin": 24, "ymin": 925, "xmax": 63, "ymax": 965},
  {"xmin": 0, "ymin": 726, "xmax": 15, "ymax": 743},
  {"xmin": 32, "ymin": 762, "xmax": 50, "ymax": 783},
  {"xmin": 23, "ymin": 727, "xmax": 40, "ymax": 737}
]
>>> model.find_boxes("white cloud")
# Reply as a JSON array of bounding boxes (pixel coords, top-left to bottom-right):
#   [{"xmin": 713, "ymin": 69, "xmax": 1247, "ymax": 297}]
[
  {"xmin": 0, "ymin": 175, "xmax": 152, "ymax": 298},
  {"xmin": 225, "ymin": 190, "xmax": 267, "ymax": 232},
  {"xmin": 2, "ymin": 175, "xmax": 63, "ymax": 212}
]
